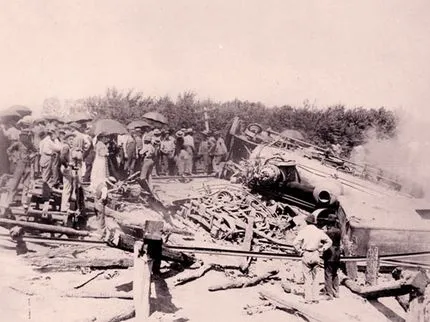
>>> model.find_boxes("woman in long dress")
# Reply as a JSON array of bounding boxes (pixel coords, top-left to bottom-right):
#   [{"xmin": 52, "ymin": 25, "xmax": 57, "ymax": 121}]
[{"xmin": 90, "ymin": 135, "xmax": 109, "ymax": 191}]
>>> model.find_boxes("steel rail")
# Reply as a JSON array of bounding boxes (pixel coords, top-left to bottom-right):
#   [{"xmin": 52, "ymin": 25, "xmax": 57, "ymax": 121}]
[{"xmin": 2, "ymin": 234, "xmax": 430, "ymax": 264}]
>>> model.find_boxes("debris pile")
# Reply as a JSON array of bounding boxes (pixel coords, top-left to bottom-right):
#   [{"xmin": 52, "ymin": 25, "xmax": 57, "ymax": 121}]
[{"xmin": 176, "ymin": 184, "xmax": 311, "ymax": 253}]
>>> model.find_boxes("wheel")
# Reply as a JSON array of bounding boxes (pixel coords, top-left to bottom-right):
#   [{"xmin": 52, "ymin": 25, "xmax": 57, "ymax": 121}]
[{"xmin": 216, "ymin": 190, "xmax": 235, "ymax": 203}]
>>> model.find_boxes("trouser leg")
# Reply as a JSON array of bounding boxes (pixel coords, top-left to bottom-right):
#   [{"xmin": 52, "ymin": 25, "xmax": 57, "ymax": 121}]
[
  {"xmin": 140, "ymin": 159, "xmax": 154, "ymax": 181},
  {"xmin": 83, "ymin": 150, "xmax": 95, "ymax": 182},
  {"xmin": 20, "ymin": 170, "xmax": 32, "ymax": 208},
  {"xmin": 167, "ymin": 157, "xmax": 176, "ymax": 175},
  {"xmin": 311, "ymin": 265, "xmax": 319, "ymax": 301},
  {"xmin": 3, "ymin": 161, "xmax": 26, "ymax": 208},
  {"xmin": 177, "ymin": 158, "xmax": 185, "ymax": 176},
  {"xmin": 51, "ymin": 153, "xmax": 60, "ymax": 187},
  {"xmin": 61, "ymin": 177, "xmax": 72, "ymax": 212},
  {"xmin": 302, "ymin": 260, "xmax": 313, "ymax": 302}
]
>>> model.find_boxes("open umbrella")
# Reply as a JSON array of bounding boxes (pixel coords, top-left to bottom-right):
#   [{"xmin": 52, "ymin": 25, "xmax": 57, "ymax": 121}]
[
  {"xmin": 0, "ymin": 109, "xmax": 21, "ymax": 123},
  {"xmin": 127, "ymin": 120, "xmax": 150, "ymax": 130},
  {"xmin": 142, "ymin": 112, "xmax": 167, "ymax": 125},
  {"xmin": 66, "ymin": 112, "xmax": 93, "ymax": 124},
  {"xmin": 92, "ymin": 119, "xmax": 127, "ymax": 136},
  {"xmin": 42, "ymin": 114, "xmax": 64, "ymax": 123},
  {"xmin": 6, "ymin": 105, "xmax": 32, "ymax": 117}
]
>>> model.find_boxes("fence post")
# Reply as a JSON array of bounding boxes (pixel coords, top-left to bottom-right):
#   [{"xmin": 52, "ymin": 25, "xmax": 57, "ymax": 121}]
[{"xmin": 365, "ymin": 244, "xmax": 379, "ymax": 286}]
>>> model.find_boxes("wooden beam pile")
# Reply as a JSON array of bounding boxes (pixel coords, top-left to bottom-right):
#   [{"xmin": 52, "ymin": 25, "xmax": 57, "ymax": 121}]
[{"xmin": 176, "ymin": 187, "xmax": 300, "ymax": 253}]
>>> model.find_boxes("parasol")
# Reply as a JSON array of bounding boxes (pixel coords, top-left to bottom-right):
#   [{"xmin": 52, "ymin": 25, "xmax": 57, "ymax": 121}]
[
  {"xmin": 0, "ymin": 109, "xmax": 21, "ymax": 123},
  {"xmin": 127, "ymin": 120, "xmax": 150, "ymax": 130},
  {"xmin": 142, "ymin": 111, "xmax": 167, "ymax": 125},
  {"xmin": 6, "ymin": 105, "xmax": 32, "ymax": 117},
  {"xmin": 91, "ymin": 119, "xmax": 128, "ymax": 136},
  {"xmin": 66, "ymin": 112, "xmax": 93, "ymax": 124},
  {"xmin": 42, "ymin": 114, "xmax": 64, "ymax": 123}
]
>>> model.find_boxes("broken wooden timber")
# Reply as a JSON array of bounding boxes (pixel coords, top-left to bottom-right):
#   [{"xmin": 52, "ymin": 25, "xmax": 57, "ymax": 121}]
[
  {"xmin": 74, "ymin": 270, "xmax": 106, "ymax": 289},
  {"xmin": 97, "ymin": 305, "xmax": 135, "ymax": 322},
  {"xmin": 259, "ymin": 290, "xmax": 338, "ymax": 322},
  {"xmin": 63, "ymin": 291, "xmax": 133, "ymax": 300},
  {"xmin": 28, "ymin": 256, "xmax": 133, "ymax": 272},
  {"xmin": 174, "ymin": 263, "xmax": 214, "ymax": 286},
  {"xmin": 239, "ymin": 209, "xmax": 255, "ymax": 273},
  {"xmin": 339, "ymin": 271, "xmax": 413, "ymax": 299},
  {"xmin": 208, "ymin": 269, "xmax": 278, "ymax": 292},
  {"xmin": 0, "ymin": 218, "xmax": 89, "ymax": 237}
]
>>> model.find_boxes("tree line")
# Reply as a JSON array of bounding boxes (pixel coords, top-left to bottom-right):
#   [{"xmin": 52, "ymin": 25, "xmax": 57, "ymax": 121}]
[{"xmin": 66, "ymin": 87, "xmax": 397, "ymax": 157}]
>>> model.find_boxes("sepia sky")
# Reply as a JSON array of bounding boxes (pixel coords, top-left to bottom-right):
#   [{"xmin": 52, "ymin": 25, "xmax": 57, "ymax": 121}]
[{"xmin": 0, "ymin": 0, "xmax": 429, "ymax": 114}]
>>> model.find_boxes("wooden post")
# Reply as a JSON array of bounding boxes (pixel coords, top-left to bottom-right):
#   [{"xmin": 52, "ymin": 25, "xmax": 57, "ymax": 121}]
[
  {"xmin": 365, "ymin": 245, "xmax": 379, "ymax": 286},
  {"xmin": 344, "ymin": 236, "xmax": 358, "ymax": 280},
  {"xmin": 133, "ymin": 220, "xmax": 164, "ymax": 321},
  {"xmin": 239, "ymin": 210, "xmax": 255, "ymax": 273},
  {"xmin": 133, "ymin": 241, "xmax": 152, "ymax": 321}
]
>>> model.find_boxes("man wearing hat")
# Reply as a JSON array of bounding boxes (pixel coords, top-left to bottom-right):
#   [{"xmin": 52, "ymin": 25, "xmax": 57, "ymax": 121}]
[
  {"xmin": 71, "ymin": 123, "xmax": 93, "ymax": 183},
  {"xmin": 293, "ymin": 214, "xmax": 332, "ymax": 304},
  {"xmin": 184, "ymin": 128, "xmax": 195, "ymax": 175},
  {"xmin": 152, "ymin": 129, "xmax": 162, "ymax": 175},
  {"xmin": 1, "ymin": 129, "xmax": 37, "ymax": 214},
  {"xmin": 174, "ymin": 130, "xmax": 188, "ymax": 177},
  {"xmin": 139, "ymin": 135, "xmax": 155, "ymax": 183},
  {"xmin": 198, "ymin": 131, "xmax": 211, "ymax": 174},
  {"xmin": 60, "ymin": 131, "xmax": 78, "ymax": 212},
  {"xmin": 39, "ymin": 128, "xmax": 62, "ymax": 188},
  {"xmin": 322, "ymin": 214, "xmax": 342, "ymax": 300},
  {"xmin": 51, "ymin": 129, "xmax": 67, "ymax": 187},
  {"xmin": 211, "ymin": 131, "xmax": 228, "ymax": 176}
]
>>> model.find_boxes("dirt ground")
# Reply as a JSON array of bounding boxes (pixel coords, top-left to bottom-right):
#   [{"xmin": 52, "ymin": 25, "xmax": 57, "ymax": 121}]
[
  {"xmin": 0, "ymin": 235, "xmax": 406, "ymax": 321},
  {"xmin": 0, "ymin": 178, "xmax": 408, "ymax": 322}
]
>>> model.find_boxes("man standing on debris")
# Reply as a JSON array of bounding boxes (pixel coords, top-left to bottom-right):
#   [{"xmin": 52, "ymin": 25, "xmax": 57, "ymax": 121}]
[
  {"xmin": 39, "ymin": 128, "xmax": 62, "ymax": 188},
  {"xmin": 198, "ymin": 131, "xmax": 211, "ymax": 174},
  {"xmin": 160, "ymin": 129, "xmax": 176, "ymax": 176},
  {"xmin": 212, "ymin": 131, "xmax": 227, "ymax": 176},
  {"xmin": 322, "ymin": 214, "xmax": 342, "ymax": 300},
  {"xmin": 184, "ymin": 128, "xmax": 195, "ymax": 174},
  {"xmin": 293, "ymin": 214, "xmax": 332, "ymax": 304},
  {"xmin": 1, "ymin": 129, "xmax": 36, "ymax": 213},
  {"xmin": 139, "ymin": 135, "xmax": 155, "ymax": 183},
  {"xmin": 175, "ymin": 130, "xmax": 190, "ymax": 180}
]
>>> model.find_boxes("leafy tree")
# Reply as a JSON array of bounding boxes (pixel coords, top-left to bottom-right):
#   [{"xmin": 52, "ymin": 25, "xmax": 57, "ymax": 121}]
[{"xmin": 81, "ymin": 87, "xmax": 398, "ymax": 157}]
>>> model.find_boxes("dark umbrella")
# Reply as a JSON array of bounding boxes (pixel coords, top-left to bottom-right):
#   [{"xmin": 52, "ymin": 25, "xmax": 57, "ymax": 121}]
[
  {"xmin": 6, "ymin": 105, "xmax": 32, "ymax": 117},
  {"xmin": 127, "ymin": 120, "xmax": 150, "ymax": 130},
  {"xmin": 0, "ymin": 109, "xmax": 21, "ymax": 123},
  {"xmin": 142, "ymin": 112, "xmax": 167, "ymax": 125},
  {"xmin": 92, "ymin": 119, "xmax": 128, "ymax": 136}
]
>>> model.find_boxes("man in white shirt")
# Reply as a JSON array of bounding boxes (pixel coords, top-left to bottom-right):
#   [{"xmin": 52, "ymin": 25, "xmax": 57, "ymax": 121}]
[
  {"xmin": 293, "ymin": 214, "xmax": 332, "ymax": 304},
  {"xmin": 184, "ymin": 128, "xmax": 195, "ymax": 175},
  {"xmin": 39, "ymin": 129, "xmax": 62, "ymax": 187}
]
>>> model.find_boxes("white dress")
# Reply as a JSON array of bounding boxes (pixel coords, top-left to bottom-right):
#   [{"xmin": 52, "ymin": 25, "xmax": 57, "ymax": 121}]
[{"xmin": 90, "ymin": 140, "xmax": 109, "ymax": 191}]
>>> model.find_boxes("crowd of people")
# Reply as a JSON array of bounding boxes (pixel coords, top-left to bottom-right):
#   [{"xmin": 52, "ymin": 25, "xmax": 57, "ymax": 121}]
[{"xmin": 0, "ymin": 115, "xmax": 228, "ymax": 216}]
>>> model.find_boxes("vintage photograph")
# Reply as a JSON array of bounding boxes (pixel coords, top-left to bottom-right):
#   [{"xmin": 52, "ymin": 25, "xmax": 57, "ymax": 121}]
[{"xmin": 1, "ymin": 1, "xmax": 430, "ymax": 321}]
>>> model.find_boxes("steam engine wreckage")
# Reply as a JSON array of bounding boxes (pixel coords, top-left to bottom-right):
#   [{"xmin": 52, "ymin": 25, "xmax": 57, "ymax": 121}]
[{"xmin": 221, "ymin": 116, "xmax": 430, "ymax": 269}]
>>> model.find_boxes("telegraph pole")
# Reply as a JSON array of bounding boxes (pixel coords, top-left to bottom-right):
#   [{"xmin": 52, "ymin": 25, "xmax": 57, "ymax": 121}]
[{"xmin": 203, "ymin": 106, "xmax": 210, "ymax": 132}]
